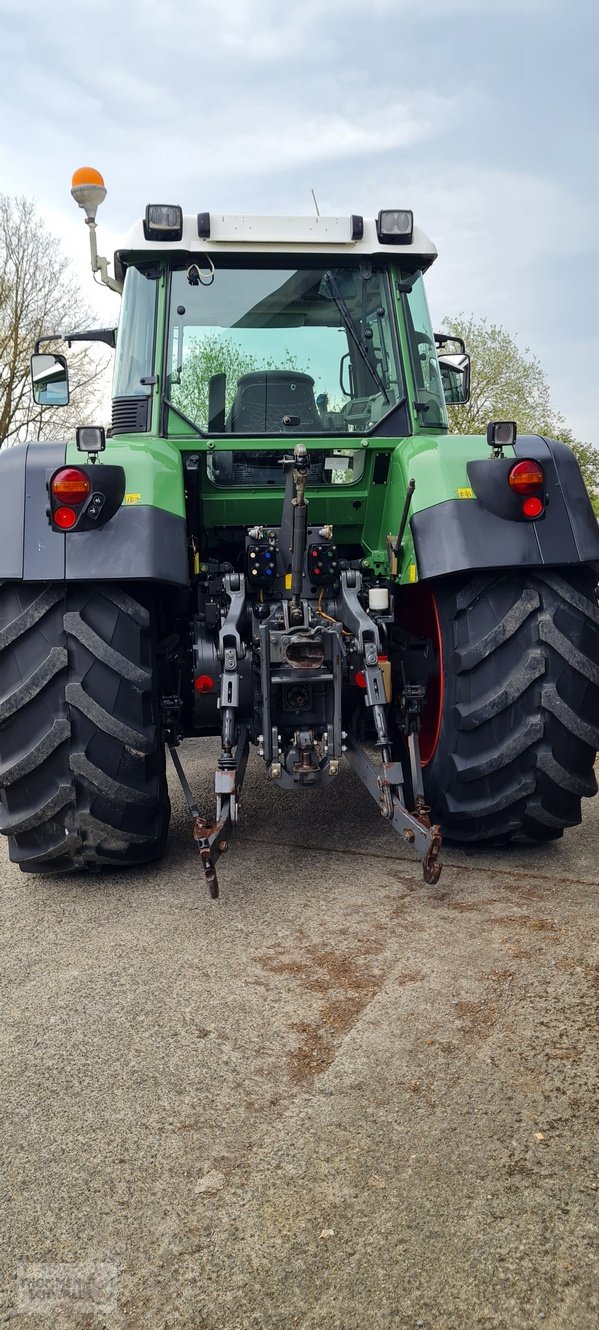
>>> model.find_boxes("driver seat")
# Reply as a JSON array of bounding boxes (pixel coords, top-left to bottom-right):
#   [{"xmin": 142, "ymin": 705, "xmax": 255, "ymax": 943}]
[{"xmin": 228, "ymin": 371, "xmax": 321, "ymax": 433}]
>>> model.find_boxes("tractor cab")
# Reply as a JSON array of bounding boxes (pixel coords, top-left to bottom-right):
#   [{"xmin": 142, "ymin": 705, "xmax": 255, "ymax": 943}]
[{"xmin": 110, "ymin": 207, "xmax": 466, "ymax": 450}]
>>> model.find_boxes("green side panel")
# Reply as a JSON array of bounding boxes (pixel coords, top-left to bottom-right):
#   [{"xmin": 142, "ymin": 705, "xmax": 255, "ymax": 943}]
[
  {"xmin": 398, "ymin": 434, "xmax": 515, "ymax": 514},
  {"xmin": 65, "ymin": 434, "xmax": 186, "ymax": 519},
  {"xmin": 365, "ymin": 434, "xmax": 516, "ymax": 583}
]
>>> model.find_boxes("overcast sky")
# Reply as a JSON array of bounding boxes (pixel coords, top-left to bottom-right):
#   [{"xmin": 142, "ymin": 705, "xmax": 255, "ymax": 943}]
[{"xmin": 1, "ymin": 0, "xmax": 597, "ymax": 444}]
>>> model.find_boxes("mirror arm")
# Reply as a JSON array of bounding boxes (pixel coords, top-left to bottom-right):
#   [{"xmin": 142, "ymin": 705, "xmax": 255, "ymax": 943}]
[
  {"xmin": 434, "ymin": 332, "xmax": 466, "ymax": 353},
  {"xmin": 34, "ymin": 334, "xmax": 65, "ymax": 355},
  {"xmin": 64, "ymin": 328, "xmax": 117, "ymax": 349},
  {"xmin": 35, "ymin": 328, "xmax": 117, "ymax": 355}
]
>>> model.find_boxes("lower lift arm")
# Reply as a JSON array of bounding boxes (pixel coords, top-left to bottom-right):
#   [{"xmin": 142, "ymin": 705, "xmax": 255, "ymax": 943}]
[
  {"xmin": 339, "ymin": 571, "xmax": 441, "ymax": 886},
  {"xmin": 169, "ymin": 728, "xmax": 250, "ymax": 900}
]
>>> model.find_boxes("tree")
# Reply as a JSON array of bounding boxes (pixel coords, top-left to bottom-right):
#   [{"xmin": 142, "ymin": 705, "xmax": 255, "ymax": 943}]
[
  {"xmin": 171, "ymin": 333, "xmax": 260, "ymax": 425},
  {"xmin": 442, "ymin": 313, "xmax": 599, "ymax": 514},
  {"xmin": 0, "ymin": 195, "xmax": 107, "ymax": 447},
  {"xmin": 170, "ymin": 332, "xmax": 309, "ymax": 427}
]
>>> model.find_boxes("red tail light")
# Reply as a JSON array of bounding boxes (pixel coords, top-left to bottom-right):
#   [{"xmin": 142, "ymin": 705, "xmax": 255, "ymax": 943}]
[
  {"xmin": 522, "ymin": 496, "xmax": 544, "ymax": 518},
  {"xmin": 53, "ymin": 506, "xmax": 78, "ymax": 529},
  {"xmin": 50, "ymin": 467, "xmax": 92, "ymax": 505},
  {"xmin": 508, "ymin": 460, "xmax": 545, "ymax": 495}
]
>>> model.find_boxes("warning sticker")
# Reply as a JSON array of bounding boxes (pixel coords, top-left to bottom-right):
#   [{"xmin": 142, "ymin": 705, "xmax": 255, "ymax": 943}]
[
  {"xmin": 284, "ymin": 573, "xmax": 293, "ymax": 590},
  {"xmin": 408, "ymin": 563, "xmax": 417, "ymax": 583},
  {"xmin": 124, "ymin": 493, "xmax": 141, "ymax": 505},
  {"xmin": 456, "ymin": 487, "xmax": 475, "ymax": 499}
]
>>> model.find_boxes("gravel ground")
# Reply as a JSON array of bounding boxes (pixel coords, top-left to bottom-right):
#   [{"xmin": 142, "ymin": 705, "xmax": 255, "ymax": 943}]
[{"xmin": 1, "ymin": 743, "xmax": 598, "ymax": 1330}]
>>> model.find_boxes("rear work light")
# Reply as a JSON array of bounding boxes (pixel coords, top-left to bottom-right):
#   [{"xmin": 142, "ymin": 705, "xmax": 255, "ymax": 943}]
[
  {"xmin": 76, "ymin": 425, "xmax": 105, "ymax": 455},
  {"xmin": 50, "ymin": 467, "xmax": 92, "ymax": 505},
  {"xmin": 377, "ymin": 209, "xmax": 414, "ymax": 244},
  {"xmin": 144, "ymin": 204, "xmax": 183, "ymax": 241},
  {"xmin": 487, "ymin": 421, "xmax": 517, "ymax": 454}
]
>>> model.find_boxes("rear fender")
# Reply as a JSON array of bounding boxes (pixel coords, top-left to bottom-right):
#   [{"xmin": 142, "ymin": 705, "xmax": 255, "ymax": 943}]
[
  {"xmin": 410, "ymin": 435, "xmax": 599, "ymax": 580},
  {"xmin": 0, "ymin": 441, "xmax": 189, "ymax": 585}
]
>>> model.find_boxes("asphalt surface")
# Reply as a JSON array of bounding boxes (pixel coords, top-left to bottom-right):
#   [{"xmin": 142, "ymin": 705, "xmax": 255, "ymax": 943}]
[{"xmin": 1, "ymin": 742, "xmax": 598, "ymax": 1330}]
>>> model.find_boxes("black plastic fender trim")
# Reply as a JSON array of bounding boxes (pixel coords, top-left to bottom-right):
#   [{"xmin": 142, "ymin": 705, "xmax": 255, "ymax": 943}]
[
  {"xmin": 540, "ymin": 435, "xmax": 599, "ymax": 565},
  {"xmin": 64, "ymin": 504, "xmax": 189, "ymax": 585},
  {"xmin": 0, "ymin": 442, "xmax": 189, "ymax": 586},
  {"xmin": 0, "ymin": 442, "xmax": 69, "ymax": 581},
  {"xmin": 411, "ymin": 498, "xmax": 599, "ymax": 582},
  {"xmin": 0, "ymin": 443, "xmax": 30, "ymax": 579},
  {"xmin": 412, "ymin": 435, "xmax": 599, "ymax": 581}
]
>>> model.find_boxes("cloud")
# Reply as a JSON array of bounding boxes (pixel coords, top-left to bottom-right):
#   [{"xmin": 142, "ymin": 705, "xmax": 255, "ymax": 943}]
[
  {"xmin": 142, "ymin": 93, "xmax": 457, "ymax": 193},
  {"xmin": 17, "ymin": 65, "xmax": 102, "ymax": 119},
  {"xmin": 1, "ymin": 0, "xmax": 597, "ymax": 445}
]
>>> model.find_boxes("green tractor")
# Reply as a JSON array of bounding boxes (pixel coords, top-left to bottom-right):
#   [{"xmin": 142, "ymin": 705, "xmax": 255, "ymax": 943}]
[{"xmin": 1, "ymin": 167, "xmax": 598, "ymax": 895}]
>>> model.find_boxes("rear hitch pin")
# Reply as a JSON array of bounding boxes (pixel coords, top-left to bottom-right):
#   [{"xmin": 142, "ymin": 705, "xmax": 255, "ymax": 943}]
[{"xmin": 168, "ymin": 729, "xmax": 250, "ymax": 899}]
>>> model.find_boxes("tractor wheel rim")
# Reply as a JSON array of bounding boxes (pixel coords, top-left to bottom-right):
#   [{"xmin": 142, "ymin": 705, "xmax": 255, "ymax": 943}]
[{"xmin": 399, "ymin": 582, "xmax": 443, "ymax": 766}]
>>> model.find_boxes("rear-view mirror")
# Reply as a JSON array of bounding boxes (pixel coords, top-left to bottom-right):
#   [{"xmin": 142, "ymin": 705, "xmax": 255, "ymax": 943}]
[
  {"xmin": 30, "ymin": 353, "xmax": 70, "ymax": 407},
  {"xmin": 438, "ymin": 352, "xmax": 470, "ymax": 405}
]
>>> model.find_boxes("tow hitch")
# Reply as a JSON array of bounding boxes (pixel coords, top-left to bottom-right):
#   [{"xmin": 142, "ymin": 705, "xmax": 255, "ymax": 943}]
[
  {"xmin": 168, "ymin": 730, "xmax": 249, "ymax": 899},
  {"xmin": 162, "ymin": 443, "xmax": 442, "ymax": 900}
]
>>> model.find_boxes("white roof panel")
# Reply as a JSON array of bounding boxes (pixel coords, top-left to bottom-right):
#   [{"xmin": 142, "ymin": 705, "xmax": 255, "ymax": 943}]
[
  {"xmin": 208, "ymin": 214, "xmax": 357, "ymax": 244},
  {"xmin": 114, "ymin": 214, "xmax": 437, "ymax": 267}
]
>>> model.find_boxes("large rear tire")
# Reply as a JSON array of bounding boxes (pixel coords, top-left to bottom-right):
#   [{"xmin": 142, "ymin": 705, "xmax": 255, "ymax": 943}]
[
  {"xmin": 398, "ymin": 569, "xmax": 599, "ymax": 843},
  {"xmin": 0, "ymin": 583, "xmax": 170, "ymax": 872}
]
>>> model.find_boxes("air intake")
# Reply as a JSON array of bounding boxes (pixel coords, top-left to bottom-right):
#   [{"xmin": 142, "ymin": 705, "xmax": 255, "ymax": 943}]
[{"xmin": 111, "ymin": 397, "xmax": 150, "ymax": 434}]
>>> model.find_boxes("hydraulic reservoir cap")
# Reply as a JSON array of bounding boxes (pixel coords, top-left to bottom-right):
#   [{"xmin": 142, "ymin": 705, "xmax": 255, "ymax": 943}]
[
  {"xmin": 368, "ymin": 587, "xmax": 390, "ymax": 612},
  {"xmin": 194, "ymin": 675, "xmax": 214, "ymax": 694}
]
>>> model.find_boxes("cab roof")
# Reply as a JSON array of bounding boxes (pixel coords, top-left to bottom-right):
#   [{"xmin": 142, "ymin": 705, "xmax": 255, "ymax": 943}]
[{"xmin": 114, "ymin": 213, "xmax": 437, "ymax": 281}]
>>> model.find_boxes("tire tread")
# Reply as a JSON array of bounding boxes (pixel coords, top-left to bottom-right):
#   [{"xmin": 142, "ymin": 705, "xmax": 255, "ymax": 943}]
[
  {"xmin": 420, "ymin": 568, "xmax": 599, "ymax": 844},
  {"xmin": 0, "ymin": 582, "xmax": 169, "ymax": 873}
]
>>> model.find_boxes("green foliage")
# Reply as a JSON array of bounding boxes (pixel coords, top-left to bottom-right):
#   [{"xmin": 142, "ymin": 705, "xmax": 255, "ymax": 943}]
[
  {"xmin": 442, "ymin": 313, "xmax": 599, "ymax": 510},
  {"xmin": 171, "ymin": 334, "xmax": 257, "ymax": 425},
  {"xmin": 170, "ymin": 333, "xmax": 307, "ymax": 427}
]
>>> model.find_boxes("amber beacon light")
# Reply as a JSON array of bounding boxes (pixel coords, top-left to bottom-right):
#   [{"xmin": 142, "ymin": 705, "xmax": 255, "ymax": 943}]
[
  {"xmin": 70, "ymin": 167, "xmax": 122, "ymax": 293},
  {"xmin": 71, "ymin": 166, "xmax": 107, "ymax": 222}
]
